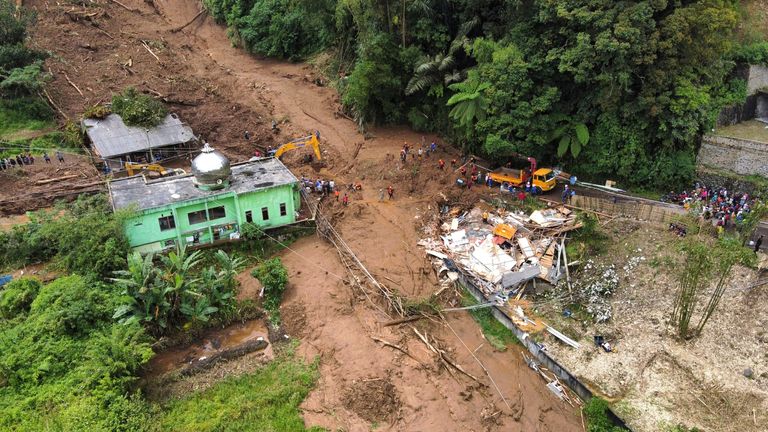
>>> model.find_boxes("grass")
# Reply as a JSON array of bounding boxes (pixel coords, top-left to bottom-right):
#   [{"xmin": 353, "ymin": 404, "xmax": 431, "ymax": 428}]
[
  {"xmin": 0, "ymin": 132, "xmax": 84, "ymax": 159},
  {"xmin": 583, "ymin": 397, "xmax": 627, "ymax": 432},
  {"xmin": 158, "ymin": 344, "xmax": 324, "ymax": 432},
  {"xmin": 460, "ymin": 289, "xmax": 519, "ymax": 351},
  {"xmin": 710, "ymin": 119, "xmax": 768, "ymax": 143},
  {"xmin": 0, "ymin": 97, "xmax": 54, "ymax": 139}
]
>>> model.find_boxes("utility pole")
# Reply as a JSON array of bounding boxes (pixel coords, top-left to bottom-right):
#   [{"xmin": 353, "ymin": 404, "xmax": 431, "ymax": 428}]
[{"xmin": 146, "ymin": 128, "xmax": 154, "ymax": 162}]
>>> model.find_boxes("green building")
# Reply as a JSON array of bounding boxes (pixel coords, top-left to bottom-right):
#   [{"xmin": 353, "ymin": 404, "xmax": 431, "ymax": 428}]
[{"xmin": 108, "ymin": 144, "xmax": 301, "ymax": 253}]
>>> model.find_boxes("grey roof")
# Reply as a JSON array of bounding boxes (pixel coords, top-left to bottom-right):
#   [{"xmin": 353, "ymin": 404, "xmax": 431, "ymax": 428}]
[
  {"xmin": 109, "ymin": 158, "xmax": 298, "ymax": 212},
  {"xmin": 83, "ymin": 113, "xmax": 196, "ymax": 159}
]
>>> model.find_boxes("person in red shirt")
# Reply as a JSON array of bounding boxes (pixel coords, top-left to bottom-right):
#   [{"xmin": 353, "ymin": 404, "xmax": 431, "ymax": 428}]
[
  {"xmin": 342, "ymin": 193, "xmax": 349, "ymax": 206},
  {"xmin": 387, "ymin": 185, "xmax": 394, "ymax": 199},
  {"xmin": 438, "ymin": 159, "xmax": 445, "ymax": 170}
]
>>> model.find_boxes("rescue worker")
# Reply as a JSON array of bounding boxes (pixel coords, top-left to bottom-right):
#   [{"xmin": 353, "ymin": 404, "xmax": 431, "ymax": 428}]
[
  {"xmin": 451, "ymin": 159, "xmax": 457, "ymax": 167},
  {"xmin": 460, "ymin": 166, "xmax": 467, "ymax": 177},
  {"xmin": 482, "ymin": 212, "xmax": 489, "ymax": 224},
  {"xmin": 438, "ymin": 159, "xmax": 445, "ymax": 170},
  {"xmin": 342, "ymin": 193, "xmax": 349, "ymax": 206},
  {"xmin": 379, "ymin": 189, "xmax": 385, "ymax": 202},
  {"xmin": 387, "ymin": 185, "xmax": 394, "ymax": 200}
]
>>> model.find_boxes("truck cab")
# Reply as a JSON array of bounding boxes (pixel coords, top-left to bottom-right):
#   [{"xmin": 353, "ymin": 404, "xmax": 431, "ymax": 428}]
[{"xmin": 531, "ymin": 168, "xmax": 557, "ymax": 192}]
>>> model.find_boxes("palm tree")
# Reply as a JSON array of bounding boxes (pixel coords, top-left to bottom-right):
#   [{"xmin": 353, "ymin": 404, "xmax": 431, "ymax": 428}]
[{"xmin": 405, "ymin": 18, "xmax": 478, "ymax": 95}]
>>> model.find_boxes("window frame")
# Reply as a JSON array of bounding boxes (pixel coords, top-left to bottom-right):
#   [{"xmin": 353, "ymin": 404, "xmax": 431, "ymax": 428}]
[
  {"xmin": 208, "ymin": 206, "xmax": 226, "ymax": 220},
  {"xmin": 279, "ymin": 203, "xmax": 287, "ymax": 217},
  {"xmin": 187, "ymin": 209, "xmax": 208, "ymax": 225},
  {"xmin": 261, "ymin": 206, "xmax": 270, "ymax": 221},
  {"xmin": 158, "ymin": 215, "xmax": 176, "ymax": 231}
]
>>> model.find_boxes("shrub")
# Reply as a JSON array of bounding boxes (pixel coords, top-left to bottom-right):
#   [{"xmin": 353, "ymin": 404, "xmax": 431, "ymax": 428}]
[
  {"xmin": 82, "ymin": 103, "xmax": 111, "ymax": 119},
  {"xmin": 111, "ymin": 87, "xmax": 168, "ymax": 128},
  {"xmin": 583, "ymin": 397, "xmax": 626, "ymax": 432},
  {"xmin": 252, "ymin": 257, "xmax": 288, "ymax": 321},
  {"xmin": 0, "ymin": 277, "xmax": 42, "ymax": 318}
]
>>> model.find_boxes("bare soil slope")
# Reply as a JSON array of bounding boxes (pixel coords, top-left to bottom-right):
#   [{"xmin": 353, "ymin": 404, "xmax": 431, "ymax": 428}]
[{"xmin": 18, "ymin": 0, "xmax": 583, "ymax": 430}]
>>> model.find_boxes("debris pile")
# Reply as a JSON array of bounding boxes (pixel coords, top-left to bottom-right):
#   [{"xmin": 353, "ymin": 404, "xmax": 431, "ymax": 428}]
[
  {"xmin": 419, "ymin": 203, "xmax": 582, "ymax": 299},
  {"xmin": 571, "ymin": 261, "xmax": 619, "ymax": 323}
]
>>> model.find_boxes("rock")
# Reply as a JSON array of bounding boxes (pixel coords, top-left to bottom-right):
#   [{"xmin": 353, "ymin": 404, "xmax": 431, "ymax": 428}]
[{"xmin": 743, "ymin": 368, "xmax": 754, "ymax": 378}]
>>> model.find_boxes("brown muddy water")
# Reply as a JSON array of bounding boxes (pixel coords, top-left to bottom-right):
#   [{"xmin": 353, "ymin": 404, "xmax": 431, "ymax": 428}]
[{"xmin": 146, "ymin": 319, "xmax": 272, "ymax": 376}]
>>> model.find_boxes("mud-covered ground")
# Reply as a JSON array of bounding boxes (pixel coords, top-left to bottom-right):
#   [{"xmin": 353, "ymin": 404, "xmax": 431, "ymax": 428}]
[{"xmin": 12, "ymin": 0, "xmax": 584, "ymax": 430}]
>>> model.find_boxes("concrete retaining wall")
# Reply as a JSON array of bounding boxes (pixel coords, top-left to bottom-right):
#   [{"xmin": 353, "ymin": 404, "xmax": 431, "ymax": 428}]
[{"xmin": 698, "ymin": 135, "xmax": 768, "ymax": 177}]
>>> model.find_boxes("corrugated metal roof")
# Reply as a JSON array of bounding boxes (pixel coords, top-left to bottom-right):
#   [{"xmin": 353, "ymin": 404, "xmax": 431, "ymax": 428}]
[
  {"xmin": 83, "ymin": 113, "xmax": 196, "ymax": 159},
  {"xmin": 109, "ymin": 158, "xmax": 298, "ymax": 212}
]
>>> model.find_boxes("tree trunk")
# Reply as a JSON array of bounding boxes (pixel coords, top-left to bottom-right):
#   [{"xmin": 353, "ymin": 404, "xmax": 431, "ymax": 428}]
[{"xmin": 401, "ymin": 0, "xmax": 406, "ymax": 47}]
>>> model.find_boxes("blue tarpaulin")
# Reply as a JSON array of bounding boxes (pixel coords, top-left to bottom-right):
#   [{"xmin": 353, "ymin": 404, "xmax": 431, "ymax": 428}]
[{"xmin": 0, "ymin": 275, "xmax": 12, "ymax": 288}]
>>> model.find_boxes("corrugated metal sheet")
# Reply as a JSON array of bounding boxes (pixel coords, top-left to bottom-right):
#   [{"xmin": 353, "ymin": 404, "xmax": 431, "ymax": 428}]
[{"xmin": 83, "ymin": 113, "xmax": 195, "ymax": 158}]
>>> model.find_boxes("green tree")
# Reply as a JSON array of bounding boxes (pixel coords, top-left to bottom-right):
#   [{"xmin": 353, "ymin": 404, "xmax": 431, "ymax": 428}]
[
  {"xmin": 446, "ymin": 75, "xmax": 489, "ymax": 127},
  {"xmin": 550, "ymin": 116, "xmax": 590, "ymax": 158}
]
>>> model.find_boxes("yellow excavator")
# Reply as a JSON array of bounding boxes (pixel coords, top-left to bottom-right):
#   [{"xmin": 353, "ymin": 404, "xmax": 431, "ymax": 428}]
[
  {"xmin": 125, "ymin": 162, "xmax": 186, "ymax": 178},
  {"xmin": 269, "ymin": 131, "xmax": 322, "ymax": 161}
]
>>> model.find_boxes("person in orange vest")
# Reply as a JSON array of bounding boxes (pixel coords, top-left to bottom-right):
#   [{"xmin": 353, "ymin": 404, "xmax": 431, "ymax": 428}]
[
  {"xmin": 342, "ymin": 193, "xmax": 349, "ymax": 206},
  {"xmin": 460, "ymin": 165, "xmax": 467, "ymax": 177},
  {"xmin": 451, "ymin": 159, "xmax": 457, "ymax": 167},
  {"xmin": 334, "ymin": 190, "xmax": 340, "ymax": 201},
  {"xmin": 438, "ymin": 159, "xmax": 445, "ymax": 170},
  {"xmin": 387, "ymin": 185, "xmax": 394, "ymax": 199}
]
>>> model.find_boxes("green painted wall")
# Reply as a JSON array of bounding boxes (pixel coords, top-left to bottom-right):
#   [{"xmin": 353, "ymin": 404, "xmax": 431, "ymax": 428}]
[{"xmin": 123, "ymin": 183, "xmax": 300, "ymax": 252}]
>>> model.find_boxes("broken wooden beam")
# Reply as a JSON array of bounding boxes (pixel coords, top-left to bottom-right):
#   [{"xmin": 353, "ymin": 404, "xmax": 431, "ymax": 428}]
[
  {"xmin": 382, "ymin": 315, "xmax": 422, "ymax": 327},
  {"xmin": 36, "ymin": 174, "xmax": 79, "ymax": 185}
]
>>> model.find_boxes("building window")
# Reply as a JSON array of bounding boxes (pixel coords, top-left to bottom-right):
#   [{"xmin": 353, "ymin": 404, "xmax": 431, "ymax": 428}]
[
  {"xmin": 280, "ymin": 203, "xmax": 287, "ymax": 217},
  {"xmin": 158, "ymin": 215, "xmax": 176, "ymax": 231},
  {"xmin": 187, "ymin": 209, "xmax": 208, "ymax": 225},
  {"xmin": 208, "ymin": 206, "xmax": 226, "ymax": 220},
  {"xmin": 261, "ymin": 207, "xmax": 269, "ymax": 221},
  {"xmin": 245, "ymin": 210, "xmax": 253, "ymax": 223}
]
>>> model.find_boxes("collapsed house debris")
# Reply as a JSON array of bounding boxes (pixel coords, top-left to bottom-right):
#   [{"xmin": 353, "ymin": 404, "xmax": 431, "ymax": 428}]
[{"xmin": 418, "ymin": 203, "xmax": 584, "ymax": 346}]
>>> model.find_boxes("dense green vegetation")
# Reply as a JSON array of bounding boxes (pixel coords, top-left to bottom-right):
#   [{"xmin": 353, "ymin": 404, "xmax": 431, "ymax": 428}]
[
  {"xmin": 0, "ymin": 275, "xmax": 155, "ymax": 431},
  {"xmin": 113, "ymin": 247, "xmax": 245, "ymax": 336},
  {"xmin": 0, "ymin": 0, "xmax": 61, "ymax": 158},
  {"xmin": 203, "ymin": 0, "xmax": 760, "ymax": 189},
  {"xmin": 158, "ymin": 344, "xmax": 321, "ymax": 432}
]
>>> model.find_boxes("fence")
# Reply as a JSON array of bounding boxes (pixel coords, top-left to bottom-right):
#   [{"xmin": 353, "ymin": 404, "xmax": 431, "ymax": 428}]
[{"xmin": 571, "ymin": 194, "xmax": 685, "ymax": 224}]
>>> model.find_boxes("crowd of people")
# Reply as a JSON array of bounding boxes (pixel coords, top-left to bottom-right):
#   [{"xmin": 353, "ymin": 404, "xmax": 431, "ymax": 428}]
[
  {"xmin": 665, "ymin": 182, "xmax": 761, "ymax": 229},
  {"xmin": 0, "ymin": 151, "xmax": 64, "ymax": 170}
]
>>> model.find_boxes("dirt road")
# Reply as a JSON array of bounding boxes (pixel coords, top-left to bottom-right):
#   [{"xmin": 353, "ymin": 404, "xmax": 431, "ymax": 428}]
[{"xmin": 22, "ymin": 0, "xmax": 583, "ymax": 429}]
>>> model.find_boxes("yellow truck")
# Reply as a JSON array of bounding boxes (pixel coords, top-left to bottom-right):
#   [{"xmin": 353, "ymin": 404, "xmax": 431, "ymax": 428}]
[{"xmin": 488, "ymin": 157, "xmax": 557, "ymax": 192}]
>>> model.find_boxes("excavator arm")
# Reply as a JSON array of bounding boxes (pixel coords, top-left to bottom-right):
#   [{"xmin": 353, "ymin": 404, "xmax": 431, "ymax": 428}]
[{"xmin": 272, "ymin": 132, "xmax": 322, "ymax": 161}]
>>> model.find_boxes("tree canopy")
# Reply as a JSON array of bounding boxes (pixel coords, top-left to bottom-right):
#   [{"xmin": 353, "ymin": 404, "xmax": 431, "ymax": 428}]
[{"xmin": 202, "ymin": 0, "xmax": 753, "ymax": 189}]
